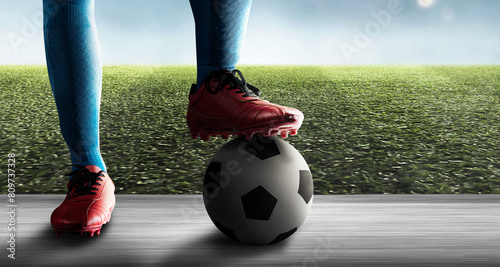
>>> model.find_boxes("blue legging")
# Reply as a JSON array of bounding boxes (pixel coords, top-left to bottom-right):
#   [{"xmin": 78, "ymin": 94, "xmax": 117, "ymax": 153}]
[
  {"xmin": 190, "ymin": 0, "xmax": 252, "ymax": 88},
  {"xmin": 43, "ymin": 0, "xmax": 252, "ymax": 172}
]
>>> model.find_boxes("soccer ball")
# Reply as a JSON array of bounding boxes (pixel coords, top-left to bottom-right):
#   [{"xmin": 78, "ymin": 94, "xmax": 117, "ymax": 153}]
[{"xmin": 203, "ymin": 136, "xmax": 313, "ymax": 245}]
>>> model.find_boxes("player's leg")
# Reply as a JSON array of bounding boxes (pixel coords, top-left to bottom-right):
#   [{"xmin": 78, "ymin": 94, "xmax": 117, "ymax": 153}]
[
  {"xmin": 43, "ymin": 0, "xmax": 115, "ymax": 237},
  {"xmin": 44, "ymin": 0, "xmax": 105, "ymax": 172},
  {"xmin": 190, "ymin": 0, "xmax": 251, "ymax": 90},
  {"xmin": 187, "ymin": 0, "xmax": 304, "ymax": 140}
]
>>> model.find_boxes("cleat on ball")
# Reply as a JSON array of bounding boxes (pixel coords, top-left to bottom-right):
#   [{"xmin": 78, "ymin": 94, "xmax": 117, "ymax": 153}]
[{"xmin": 187, "ymin": 69, "xmax": 303, "ymax": 141}]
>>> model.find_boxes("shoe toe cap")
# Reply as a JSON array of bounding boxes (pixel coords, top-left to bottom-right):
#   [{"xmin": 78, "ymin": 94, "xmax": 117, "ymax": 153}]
[
  {"xmin": 51, "ymin": 205, "xmax": 89, "ymax": 229},
  {"xmin": 51, "ymin": 200, "xmax": 111, "ymax": 229},
  {"xmin": 254, "ymin": 104, "xmax": 304, "ymax": 126},
  {"xmin": 87, "ymin": 201, "xmax": 112, "ymax": 227},
  {"xmin": 283, "ymin": 106, "xmax": 304, "ymax": 122}
]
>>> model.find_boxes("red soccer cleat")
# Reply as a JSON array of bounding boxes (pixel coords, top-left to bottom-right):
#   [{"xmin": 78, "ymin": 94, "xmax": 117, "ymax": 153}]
[
  {"xmin": 51, "ymin": 165, "xmax": 115, "ymax": 237},
  {"xmin": 187, "ymin": 69, "xmax": 304, "ymax": 141}
]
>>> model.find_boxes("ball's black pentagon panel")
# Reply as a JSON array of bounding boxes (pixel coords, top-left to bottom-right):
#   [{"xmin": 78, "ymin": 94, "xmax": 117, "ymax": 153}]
[
  {"xmin": 204, "ymin": 162, "xmax": 222, "ymax": 197},
  {"xmin": 268, "ymin": 227, "xmax": 297, "ymax": 245},
  {"xmin": 242, "ymin": 136, "xmax": 281, "ymax": 160},
  {"xmin": 213, "ymin": 220, "xmax": 240, "ymax": 243},
  {"xmin": 298, "ymin": 170, "xmax": 313, "ymax": 204},
  {"xmin": 241, "ymin": 185, "xmax": 277, "ymax": 220}
]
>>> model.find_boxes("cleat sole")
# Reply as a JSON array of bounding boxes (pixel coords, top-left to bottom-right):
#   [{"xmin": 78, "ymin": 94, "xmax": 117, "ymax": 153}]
[
  {"xmin": 189, "ymin": 128, "xmax": 198, "ymax": 139},
  {"xmin": 53, "ymin": 226, "xmax": 103, "ymax": 237},
  {"xmin": 187, "ymin": 121, "xmax": 300, "ymax": 141},
  {"xmin": 52, "ymin": 210, "xmax": 113, "ymax": 237},
  {"xmin": 89, "ymin": 229, "xmax": 100, "ymax": 237}
]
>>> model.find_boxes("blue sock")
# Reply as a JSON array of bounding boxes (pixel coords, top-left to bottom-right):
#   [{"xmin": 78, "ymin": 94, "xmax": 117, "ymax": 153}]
[
  {"xmin": 189, "ymin": 0, "xmax": 252, "ymax": 91},
  {"xmin": 43, "ymin": 0, "xmax": 106, "ymax": 173}
]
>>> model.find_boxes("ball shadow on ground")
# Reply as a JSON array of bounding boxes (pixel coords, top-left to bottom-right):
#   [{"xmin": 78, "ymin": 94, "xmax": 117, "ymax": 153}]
[{"xmin": 158, "ymin": 228, "xmax": 291, "ymax": 266}]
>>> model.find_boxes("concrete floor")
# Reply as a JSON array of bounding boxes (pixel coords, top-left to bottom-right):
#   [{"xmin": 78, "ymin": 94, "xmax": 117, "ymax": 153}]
[{"xmin": 2, "ymin": 194, "xmax": 500, "ymax": 266}]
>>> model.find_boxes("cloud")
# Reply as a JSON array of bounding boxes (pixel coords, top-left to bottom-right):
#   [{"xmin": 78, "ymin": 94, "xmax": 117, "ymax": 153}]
[{"xmin": 0, "ymin": 0, "xmax": 499, "ymax": 65}]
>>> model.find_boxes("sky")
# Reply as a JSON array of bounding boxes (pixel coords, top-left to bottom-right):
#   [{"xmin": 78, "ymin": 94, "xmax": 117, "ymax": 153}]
[{"xmin": 1, "ymin": 0, "xmax": 499, "ymax": 65}]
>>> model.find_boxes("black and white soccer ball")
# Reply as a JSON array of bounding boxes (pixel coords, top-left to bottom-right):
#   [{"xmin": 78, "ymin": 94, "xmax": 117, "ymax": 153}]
[{"xmin": 203, "ymin": 136, "xmax": 313, "ymax": 245}]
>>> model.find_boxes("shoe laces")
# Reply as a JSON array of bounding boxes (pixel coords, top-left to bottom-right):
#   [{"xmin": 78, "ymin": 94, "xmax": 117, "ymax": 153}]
[
  {"xmin": 206, "ymin": 69, "xmax": 262, "ymax": 98},
  {"xmin": 66, "ymin": 165, "xmax": 104, "ymax": 199}
]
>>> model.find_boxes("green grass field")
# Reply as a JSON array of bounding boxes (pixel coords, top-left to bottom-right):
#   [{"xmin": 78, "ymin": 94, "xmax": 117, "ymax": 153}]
[{"xmin": 1, "ymin": 65, "xmax": 500, "ymax": 194}]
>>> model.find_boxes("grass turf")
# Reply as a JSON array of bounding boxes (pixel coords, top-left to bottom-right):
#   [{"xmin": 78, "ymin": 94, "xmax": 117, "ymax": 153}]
[{"xmin": 1, "ymin": 65, "xmax": 500, "ymax": 194}]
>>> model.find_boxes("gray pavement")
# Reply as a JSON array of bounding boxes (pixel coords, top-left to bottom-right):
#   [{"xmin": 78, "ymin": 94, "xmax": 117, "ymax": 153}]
[{"xmin": 2, "ymin": 194, "xmax": 499, "ymax": 266}]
